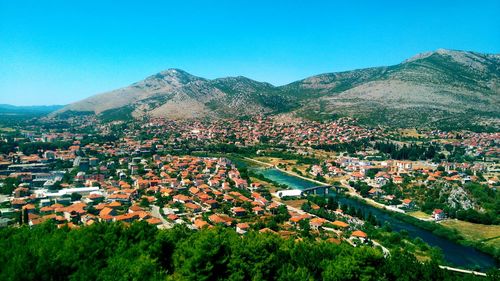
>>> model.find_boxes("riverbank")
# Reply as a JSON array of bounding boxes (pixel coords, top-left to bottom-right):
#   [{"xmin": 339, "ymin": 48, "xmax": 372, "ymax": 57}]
[
  {"xmin": 243, "ymin": 157, "xmax": 329, "ymax": 186},
  {"xmin": 240, "ymin": 156, "xmax": 499, "ymax": 270}
]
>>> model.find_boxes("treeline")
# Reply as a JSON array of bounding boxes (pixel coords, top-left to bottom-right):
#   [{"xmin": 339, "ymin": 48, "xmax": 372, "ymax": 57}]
[
  {"xmin": 246, "ymin": 169, "xmax": 290, "ymax": 190},
  {"xmin": 0, "ymin": 141, "xmax": 18, "ymax": 154},
  {"xmin": 0, "ymin": 135, "xmax": 118, "ymax": 155},
  {"xmin": 374, "ymin": 142, "xmax": 441, "ymax": 160},
  {"xmin": 0, "ymin": 177, "xmax": 20, "ymax": 195},
  {"xmin": 340, "ymin": 195, "xmax": 500, "ymax": 264},
  {"xmin": 0, "ymin": 140, "xmax": 72, "ymax": 155},
  {"xmin": 312, "ymin": 140, "xmax": 369, "ymax": 154},
  {"xmin": 19, "ymin": 141, "xmax": 72, "ymax": 155},
  {"xmin": 205, "ymin": 143, "xmax": 257, "ymax": 155},
  {"xmin": 453, "ymin": 209, "xmax": 499, "ymax": 225},
  {"xmin": 254, "ymin": 149, "xmax": 319, "ymax": 165},
  {"xmin": 1, "ymin": 222, "xmax": 496, "ymax": 281},
  {"xmin": 312, "ymin": 141, "xmax": 447, "ymax": 162}
]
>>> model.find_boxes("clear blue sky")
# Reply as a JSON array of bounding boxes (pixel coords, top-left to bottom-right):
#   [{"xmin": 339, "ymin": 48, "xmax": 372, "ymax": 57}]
[{"xmin": 1, "ymin": 0, "xmax": 499, "ymax": 105}]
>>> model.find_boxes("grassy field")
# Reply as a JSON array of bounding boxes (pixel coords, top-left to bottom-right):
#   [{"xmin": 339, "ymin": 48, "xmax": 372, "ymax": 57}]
[
  {"xmin": 398, "ymin": 129, "xmax": 426, "ymax": 138},
  {"xmin": 307, "ymin": 149, "xmax": 338, "ymax": 160},
  {"xmin": 408, "ymin": 211, "xmax": 433, "ymax": 220},
  {"xmin": 0, "ymin": 126, "xmax": 15, "ymax": 132},
  {"xmin": 254, "ymin": 156, "xmax": 310, "ymax": 175},
  {"xmin": 282, "ymin": 199, "xmax": 307, "ymax": 209},
  {"xmin": 440, "ymin": 220, "xmax": 500, "ymax": 249},
  {"xmin": 254, "ymin": 157, "xmax": 295, "ymax": 166}
]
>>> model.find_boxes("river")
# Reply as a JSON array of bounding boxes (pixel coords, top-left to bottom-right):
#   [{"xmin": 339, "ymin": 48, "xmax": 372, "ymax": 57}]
[{"xmin": 247, "ymin": 165, "xmax": 498, "ymax": 271}]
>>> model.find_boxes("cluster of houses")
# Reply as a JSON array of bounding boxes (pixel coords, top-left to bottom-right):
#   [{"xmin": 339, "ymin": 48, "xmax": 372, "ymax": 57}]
[
  {"xmin": 0, "ymin": 139, "xmax": 372, "ymax": 244},
  {"xmin": 0, "ymin": 154, "xmax": 260, "ymax": 228},
  {"xmin": 139, "ymin": 115, "xmax": 378, "ymax": 148},
  {"xmin": 426, "ymin": 130, "xmax": 499, "ymax": 163}
]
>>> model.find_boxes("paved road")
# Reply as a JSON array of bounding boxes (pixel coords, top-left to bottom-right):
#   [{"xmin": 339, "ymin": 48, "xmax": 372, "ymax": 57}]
[
  {"xmin": 372, "ymin": 240, "xmax": 390, "ymax": 257},
  {"xmin": 438, "ymin": 266, "xmax": 487, "ymax": 277},
  {"xmin": 151, "ymin": 205, "xmax": 173, "ymax": 229}
]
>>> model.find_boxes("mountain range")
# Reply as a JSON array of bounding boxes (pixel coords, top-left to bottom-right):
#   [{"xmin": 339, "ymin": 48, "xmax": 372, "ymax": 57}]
[
  {"xmin": 0, "ymin": 104, "xmax": 64, "ymax": 113},
  {"xmin": 55, "ymin": 49, "xmax": 500, "ymax": 130}
]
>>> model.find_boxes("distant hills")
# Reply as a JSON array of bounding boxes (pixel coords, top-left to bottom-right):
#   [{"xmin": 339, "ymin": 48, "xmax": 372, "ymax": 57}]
[
  {"xmin": 0, "ymin": 104, "xmax": 64, "ymax": 114},
  {"xmin": 0, "ymin": 104, "xmax": 65, "ymax": 125},
  {"xmin": 54, "ymin": 49, "xmax": 499, "ymax": 130}
]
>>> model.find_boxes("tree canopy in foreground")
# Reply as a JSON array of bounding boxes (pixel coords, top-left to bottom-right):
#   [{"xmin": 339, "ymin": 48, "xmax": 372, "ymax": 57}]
[{"xmin": 0, "ymin": 221, "xmax": 497, "ymax": 281}]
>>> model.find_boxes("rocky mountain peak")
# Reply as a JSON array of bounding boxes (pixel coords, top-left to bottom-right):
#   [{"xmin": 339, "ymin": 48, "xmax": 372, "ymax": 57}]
[
  {"xmin": 55, "ymin": 50, "xmax": 499, "ymax": 130},
  {"xmin": 132, "ymin": 68, "xmax": 203, "ymax": 90},
  {"xmin": 404, "ymin": 49, "xmax": 499, "ymax": 72}
]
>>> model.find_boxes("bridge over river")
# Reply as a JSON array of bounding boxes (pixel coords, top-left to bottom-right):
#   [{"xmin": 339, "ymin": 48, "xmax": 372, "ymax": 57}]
[{"xmin": 301, "ymin": 185, "xmax": 344, "ymax": 196}]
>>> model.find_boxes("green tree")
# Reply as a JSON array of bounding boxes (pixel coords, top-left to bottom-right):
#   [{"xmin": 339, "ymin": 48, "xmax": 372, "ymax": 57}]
[
  {"xmin": 140, "ymin": 198, "xmax": 150, "ymax": 208},
  {"xmin": 0, "ymin": 177, "xmax": 19, "ymax": 195},
  {"xmin": 299, "ymin": 219, "xmax": 311, "ymax": 238},
  {"xmin": 23, "ymin": 209, "xmax": 29, "ymax": 225},
  {"xmin": 70, "ymin": 192, "xmax": 82, "ymax": 202}
]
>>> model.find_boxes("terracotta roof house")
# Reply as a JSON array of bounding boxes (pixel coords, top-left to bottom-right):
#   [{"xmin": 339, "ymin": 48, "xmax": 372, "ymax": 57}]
[
  {"xmin": 173, "ymin": 194, "xmax": 191, "ymax": 204},
  {"xmin": 232, "ymin": 207, "xmax": 246, "ymax": 217},
  {"xmin": 351, "ymin": 230, "xmax": 368, "ymax": 240},
  {"xmin": 146, "ymin": 217, "xmax": 162, "ymax": 225},
  {"xmin": 236, "ymin": 223, "xmax": 250, "ymax": 234},
  {"xmin": 108, "ymin": 201, "xmax": 122, "ymax": 208},
  {"xmin": 252, "ymin": 206, "xmax": 264, "ymax": 215},
  {"xmin": 432, "ymin": 209, "xmax": 446, "ymax": 220},
  {"xmin": 309, "ymin": 217, "xmax": 326, "ymax": 230},
  {"xmin": 259, "ymin": 228, "xmax": 277, "ymax": 234},
  {"xmin": 167, "ymin": 214, "xmax": 179, "ymax": 221},
  {"xmin": 208, "ymin": 214, "xmax": 233, "ymax": 226},
  {"xmin": 185, "ymin": 202, "xmax": 202, "ymax": 213},
  {"xmin": 332, "ymin": 220, "xmax": 349, "ymax": 229},
  {"xmin": 193, "ymin": 219, "xmax": 209, "ymax": 229},
  {"xmin": 99, "ymin": 207, "xmax": 116, "ymax": 222}
]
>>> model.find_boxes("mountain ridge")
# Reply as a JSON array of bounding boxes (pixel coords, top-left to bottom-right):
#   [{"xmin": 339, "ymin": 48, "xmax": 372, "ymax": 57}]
[
  {"xmin": 0, "ymin": 104, "xmax": 64, "ymax": 113},
  {"xmin": 55, "ymin": 49, "xmax": 500, "ymax": 130}
]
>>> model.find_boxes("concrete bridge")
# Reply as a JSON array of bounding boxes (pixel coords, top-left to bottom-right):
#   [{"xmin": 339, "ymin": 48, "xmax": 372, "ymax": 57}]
[
  {"xmin": 276, "ymin": 185, "xmax": 342, "ymax": 198},
  {"xmin": 301, "ymin": 185, "xmax": 341, "ymax": 196}
]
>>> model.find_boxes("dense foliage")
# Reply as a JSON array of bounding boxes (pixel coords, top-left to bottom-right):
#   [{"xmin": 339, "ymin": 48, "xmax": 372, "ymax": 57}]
[
  {"xmin": 0, "ymin": 177, "xmax": 20, "ymax": 195},
  {"xmin": 0, "ymin": 222, "xmax": 496, "ymax": 281},
  {"xmin": 374, "ymin": 142, "xmax": 441, "ymax": 161},
  {"xmin": 19, "ymin": 141, "xmax": 72, "ymax": 155}
]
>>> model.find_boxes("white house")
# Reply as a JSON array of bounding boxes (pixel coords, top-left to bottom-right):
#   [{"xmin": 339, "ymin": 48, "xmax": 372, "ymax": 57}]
[{"xmin": 276, "ymin": 189, "xmax": 303, "ymax": 198}]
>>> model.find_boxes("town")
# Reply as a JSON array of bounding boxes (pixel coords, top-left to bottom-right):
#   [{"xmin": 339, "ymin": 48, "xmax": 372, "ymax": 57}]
[
  {"xmin": 2, "ymin": 2, "xmax": 499, "ymax": 279},
  {"xmin": 0, "ymin": 116, "xmax": 379, "ymax": 245},
  {"xmin": 0, "ymin": 115, "xmax": 498, "ymax": 271}
]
